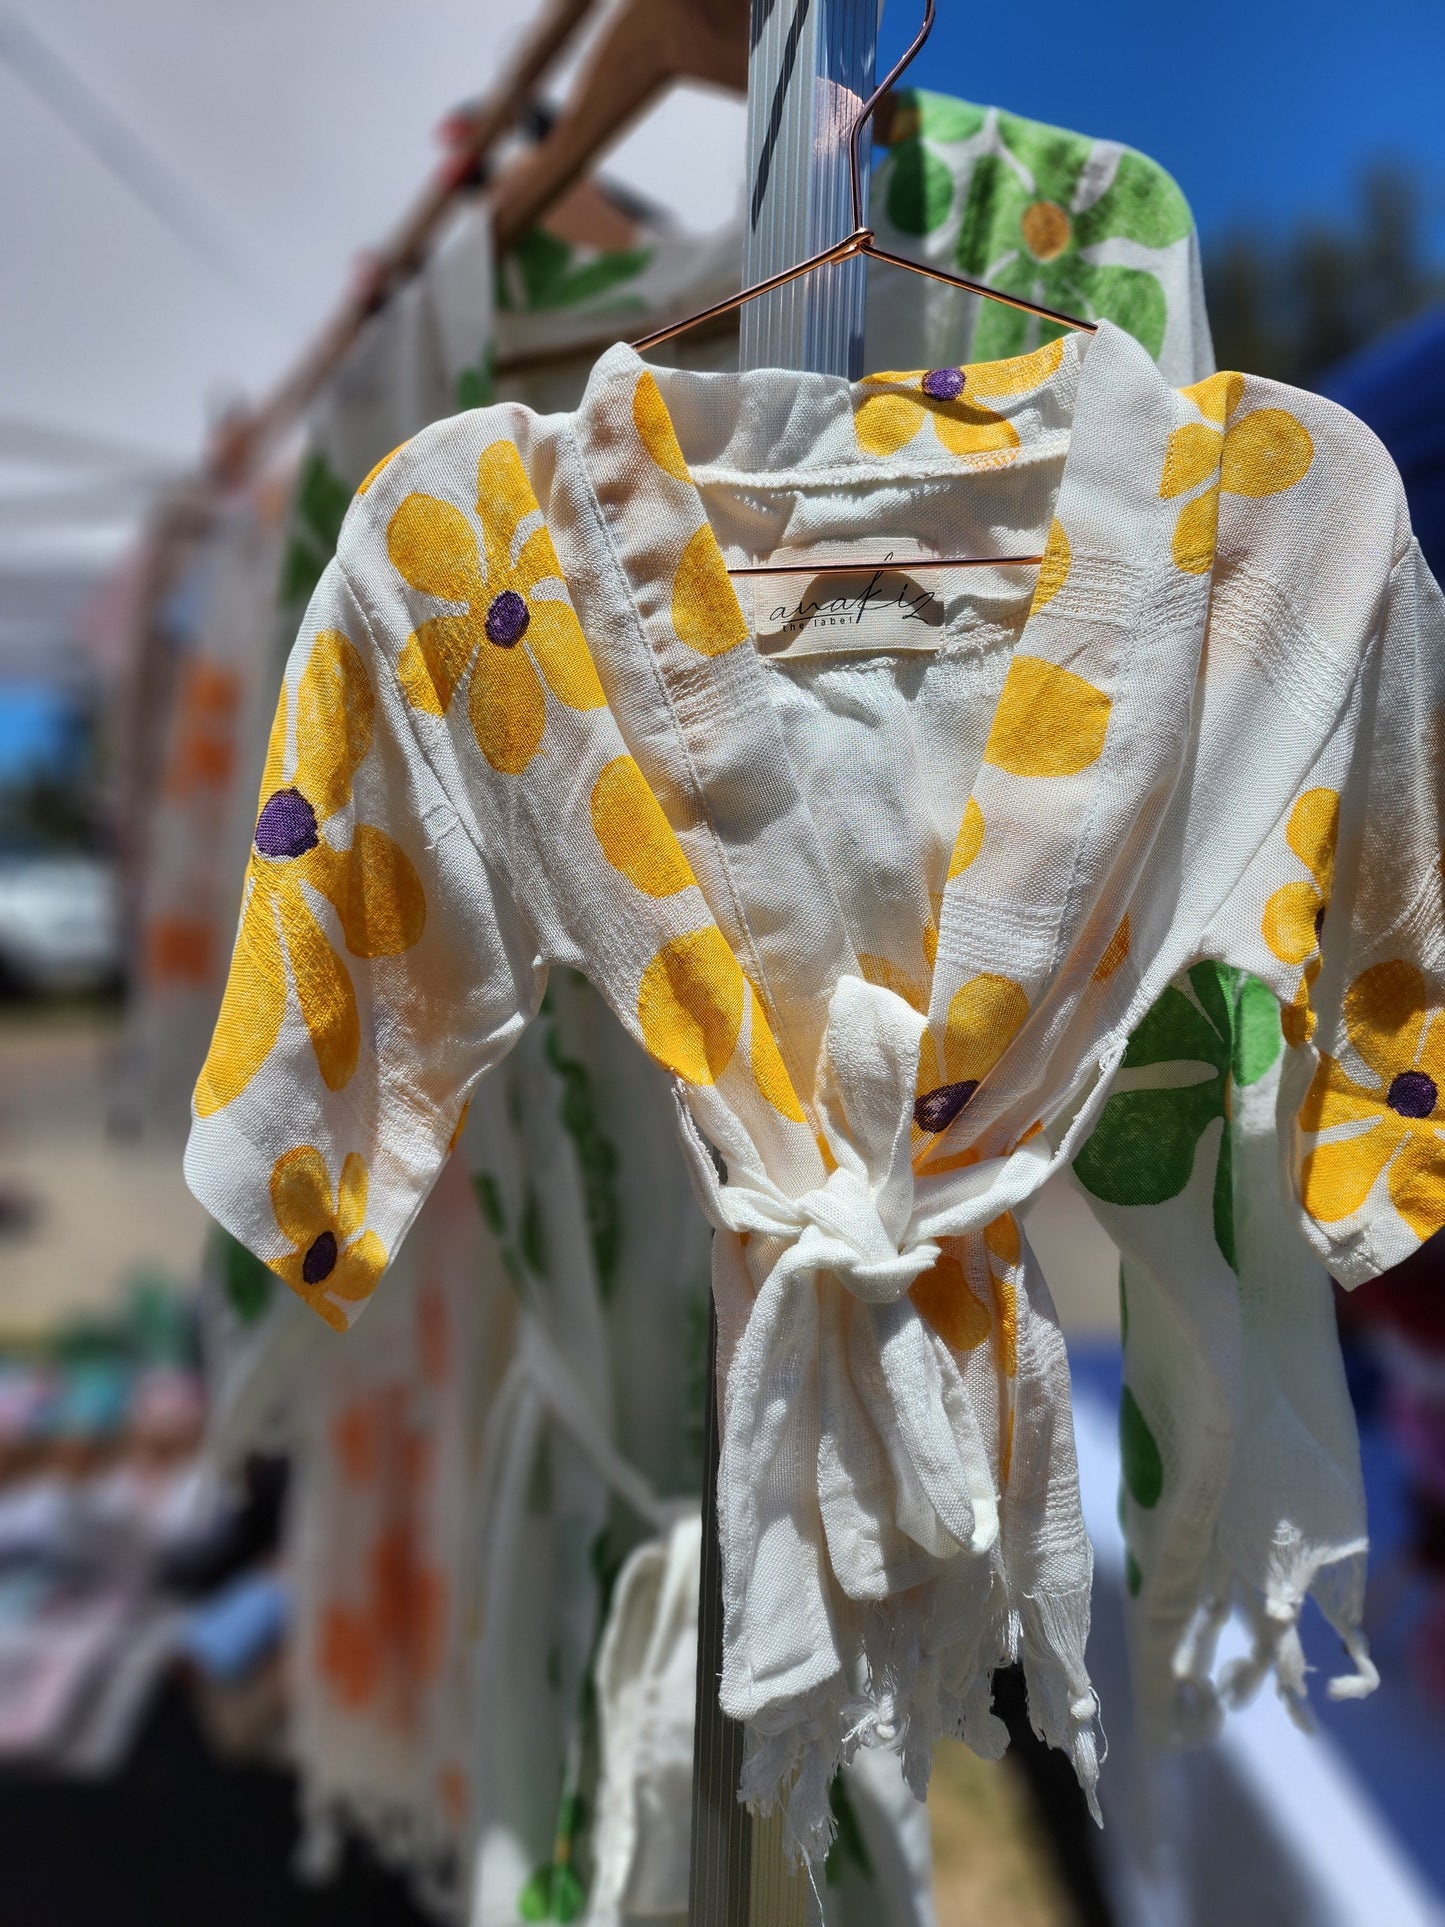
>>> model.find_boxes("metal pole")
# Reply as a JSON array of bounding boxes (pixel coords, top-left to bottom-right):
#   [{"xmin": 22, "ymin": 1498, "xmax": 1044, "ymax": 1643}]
[
  {"xmin": 738, "ymin": 0, "xmax": 879, "ymax": 379},
  {"xmin": 689, "ymin": 10, "xmax": 878, "ymax": 1923}
]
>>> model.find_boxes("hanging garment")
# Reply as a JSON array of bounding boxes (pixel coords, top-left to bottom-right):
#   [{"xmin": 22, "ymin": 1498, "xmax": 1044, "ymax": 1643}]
[
  {"xmin": 184, "ymin": 321, "xmax": 1441, "ymax": 1855},
  {"xmin": 120, "ymin": 475, "xmax": 293, "ymax": 1136},
  {"xmin": 867, "ymin": 91, "xmax": 1213, "ymax": 385}
]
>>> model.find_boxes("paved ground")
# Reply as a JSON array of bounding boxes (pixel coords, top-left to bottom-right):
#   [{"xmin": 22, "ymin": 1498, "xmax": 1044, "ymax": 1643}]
[{"xmin": 0, "ymin": 1007, "xmax": 209, "ymax": 1337}]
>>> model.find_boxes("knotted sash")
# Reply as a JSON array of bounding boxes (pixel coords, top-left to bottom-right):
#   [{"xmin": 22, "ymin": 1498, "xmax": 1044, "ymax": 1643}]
[{"xmin": 672, "ymin": 974, "xmax": 1100, "ymax": 1855}]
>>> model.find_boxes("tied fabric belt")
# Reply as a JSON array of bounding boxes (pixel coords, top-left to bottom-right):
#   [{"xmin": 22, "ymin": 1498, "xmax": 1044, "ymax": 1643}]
[{"xmin": 673, "ymin": 974, "xmax": 1061, "ymax": 1615}]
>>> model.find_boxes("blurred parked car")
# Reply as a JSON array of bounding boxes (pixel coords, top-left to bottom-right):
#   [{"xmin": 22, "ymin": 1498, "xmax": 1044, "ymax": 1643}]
[{"xmin": 0, "ymin": 844, "xmax": 120, "ymax": 995}]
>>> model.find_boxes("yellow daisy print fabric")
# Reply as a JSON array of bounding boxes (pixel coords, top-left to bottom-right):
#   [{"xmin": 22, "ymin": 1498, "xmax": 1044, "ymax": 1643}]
[
  {"xmin": 1263, "ymin": 788, "xmax": 1339, "ymax": 1046},
  {"xmin": 195, "ymin": 628, "xmax": 426, "ymax": 1115},
  {"xmin": 186, "ymin": 322, "xmax": 1445, "ymax": 1860},
  {"xmin": 389, "ymin": 439, "xmax": 604, "ymax": 772},
  {"xmin": 1300, "ymin": 959, "xmax": 1445, "ymax": 1239},
  {"xmin": 269, "ymin": 1145, "xmax": 388, "ymax": 1332},
  {"xmin": 1161, "ymin": 371, "xmax": 1315, "ymax": 573}
]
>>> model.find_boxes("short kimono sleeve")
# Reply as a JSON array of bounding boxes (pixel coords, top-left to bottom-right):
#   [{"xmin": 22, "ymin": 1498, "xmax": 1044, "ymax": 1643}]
[
  {"xmin": 184, "ymin": 558, "xmax": 545, "ymax": 1331},
  {"xmin": 1291, "ymin": 537, "xmax": 1445, "ymax": 1284}
]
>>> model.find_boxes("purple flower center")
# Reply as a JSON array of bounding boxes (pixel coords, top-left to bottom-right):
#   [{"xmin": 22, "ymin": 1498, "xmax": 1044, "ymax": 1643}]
[
  {"xmin": 921, "ymin": 367, "xmax": 966, "ymax": 402},
  {"xmin": 913, "ymin": 1079, "xmax": 979, "ymax": 1135},
  {"xmin": 1388, "ymin": 1070, "xmax": 1437, "ymax": 1119},
  {"xmin": 302, "ymin": 1230, "xmax": 338, "ymax": 1285},
  {"xmin": 485, "ymin": 589, "xmax": 530, "ymax": 647},
  {"xmin": 254, "ymin": 787, "xmax": 318, "ymax": 859}
]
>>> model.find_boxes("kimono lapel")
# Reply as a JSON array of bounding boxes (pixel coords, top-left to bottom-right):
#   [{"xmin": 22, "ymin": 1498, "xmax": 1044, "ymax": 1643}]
[
  {"xmin": 575, "ymin": 345, "xmax": 858, "ymax": 1112},
  {"xmin": 919, "ymin": 324, "xmax": 1218, "ymax": 1172}
]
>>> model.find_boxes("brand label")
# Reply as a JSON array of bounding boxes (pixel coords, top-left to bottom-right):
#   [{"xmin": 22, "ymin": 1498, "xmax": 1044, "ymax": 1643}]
[{"xmin": 749, "ymin": 556, "xmax": 950, "ymax": 659}]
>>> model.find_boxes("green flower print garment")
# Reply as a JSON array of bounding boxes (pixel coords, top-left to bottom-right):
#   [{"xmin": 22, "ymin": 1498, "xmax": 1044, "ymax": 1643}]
[
  {"xmin": 868, "ymin": 92, "xmax": 1213, "ymax": 385},
  {"xmin": 1072, "ymin": 964, "xmax": 1372, "ymax": 1743}
]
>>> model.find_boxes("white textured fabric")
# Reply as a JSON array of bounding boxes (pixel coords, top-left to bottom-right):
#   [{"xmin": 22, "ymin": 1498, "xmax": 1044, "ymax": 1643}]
[{"xmin": 187, "ymin": 319, "xmax": 1443, "ymax": 1857}]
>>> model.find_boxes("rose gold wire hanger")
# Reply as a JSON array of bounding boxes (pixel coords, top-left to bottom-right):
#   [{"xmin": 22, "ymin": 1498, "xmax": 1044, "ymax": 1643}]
[{"xmin": 633, "ymin": 0, "xmax": 1098, "ymax": 576}]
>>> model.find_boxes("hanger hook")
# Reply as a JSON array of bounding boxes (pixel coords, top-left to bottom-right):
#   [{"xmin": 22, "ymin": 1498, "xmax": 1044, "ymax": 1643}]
[{"xmin": 847, "ymin": 0, "xmax": 936, "ymax": 233}]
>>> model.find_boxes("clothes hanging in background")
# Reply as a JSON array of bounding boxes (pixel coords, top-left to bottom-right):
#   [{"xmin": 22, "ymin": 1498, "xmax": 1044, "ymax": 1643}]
[{"xmin": 866, "ymin": 90, "xmax": 1213, "ymax": 384}]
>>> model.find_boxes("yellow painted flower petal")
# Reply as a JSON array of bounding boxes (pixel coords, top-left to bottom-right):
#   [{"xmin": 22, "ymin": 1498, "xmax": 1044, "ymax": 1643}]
[
  {"xmin": 1172, "ymin": 484, "xmax": 1220, "ymax": 574},
  {"xmin": 475, "ymin": 440, "xmax": 541, "ymax": 579},
  {"xmin": 1343, "ymin": 958, "xmax": 1429, "ymax": 1085},
  {"xmin": 632, "ymin": 370, "xmax": 691, "ymax": 482},
  {"xmin": 357, "ymin": 443, "xmax": 405, "ymax": 494},
  {"xmin": 286, "ymin": 889, "xmax": 361, "ymax": 1092},
  {"xmin": 590, "ymin": 755, "xmax": 696, "ymax": 897},
  {"xmin": 329, "ymin": 1230, "xmax": 388, "ymax": 1304},
  {"xmin": 336, "ymin": 1152, "xmax": 369, "ymax": 1244},
  {"xmin": 1221, "ymin": 409, "xmax": 1314, "ymax": 497},
  {"xmin": 638, "ymin": 929, "xmax": 744, "ymax": 1084},
  {"xmin": 750, "ymin": 996, "xmax": 805, "ymax": 1122},
  {"xmin": 932, "ymin": 405, "xmax": 1020, "ymax": 460},
  {"xmin": 1160, "ymin": 422, "xmax": 1224, "ymax": 500},
  {"xmin": 466, "ymin": 631, "xmax": 546, "ymax": 774},
  {"xmin": 1181, "ymin": 371, "xmax": 1245, "ymax": 427},
  {"xmin": 525, "ymin": 597, "xmax": 605, "ymax": 711},
  {"xmin": 854, "ymin": 391, "xmax": 926, "ymax": 458},
  {"xmin": 916, "ymin": 1030, "xmax": 942, "ymax": 1096},
  {"xmin": 672, "ymin": 524, "xmax": 748, "ymax": 657},
  {"xmin": 1387, "ymin": 1126, "xmax": 1445, "ymax": 1242},
  {"xmin": 964, "ymin": 338, "xmax": 1065, "ymax": 399},
  {"xmin": 983, "ymin": 655, "xmax": 1111, "ymax": 777},
  {"xmin": 1287, "ymin": 788, "xmax": 1340, "ymax": 893},
  {"xmin": 947, "ymin": 797, "xmax": 985, "ymax": 880},
  {"xmin": 858, "ymin": 953, "xmax": 928, "ymax": 1014},
  {"xmin": 993, "ymin": 1271, "xmax": 1018, "ymax": 1382},
  {"xmin": 1416, "ymin": 1009, "xmax": 1445, "ymax": 1091},
  {"xmin": 1029, "ymin": 519, "xmax": 1070, "ymax": 614},
  {"xmin": 983, "ymin": 1210, "xmax": 1021, "ymax": 1267},
  {"xmin": 1299, "ymin": 1051, "xmax": 1384, "ymax": 1133},
  {"xmin": 944, "ymin": 973, "xmax": 1029, "ymax": 1083},
  {"xmin": 388, "ymin": 494, "xmax": 483, "ymax": 604},
  {"xmin": 924, "ymin": 912, "xmax": 939, "ymax": 969},
  {"xmin": 270, "ymin": 1145, "xmax": 335, "ymax": 1248},
  {"xmin": 1282, "ymin": 973, "xmax": 1317, "ymax": 1049},
  {"xmin": 258, "ymin": 693, "xmax": 286, "ymax": 804},
  {"xmin": 295, "ymin": 628, "xmax": 375, "ymax": 823},
  {"xmin": 398, "ymin": 614, "xmax": 476, "ymax": 719},
  {"xmin": 1301, "ymin": 1119, "xmax": 1398, "ymax": 1224},
  {"xmin": 510, "ymin": 521, "xmax": 567, "ymax": 598},
  {"xmin": 910, "ymin": 1248, "xmax": 990, "ymax": 1350},
  {"xmin": 1263, "ymin": 879, "xmax": 1323, "ymax": 968},
  {"xmin": 318, "ymin": 825, "xmax": 427, "ymax": 959},
  {"xmin": 1093, "ymin": 913, "xmax": 1131, "ymax": 982},
  {"xmin": 195, "ymin": 881, "xmax": 286, "ymax": 1116}
]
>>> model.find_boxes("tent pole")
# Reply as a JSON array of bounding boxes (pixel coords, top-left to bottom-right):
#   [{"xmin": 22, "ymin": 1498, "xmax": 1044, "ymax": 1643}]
[{"xmin": 687, "ymin": 7, "xmax": 878, "ymax": 1923}]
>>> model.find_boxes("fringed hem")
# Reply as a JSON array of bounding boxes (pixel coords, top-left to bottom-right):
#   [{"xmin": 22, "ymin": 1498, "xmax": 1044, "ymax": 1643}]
[
  {"xmin": 1160, "ymin": 1537, "xmax": 1376, "ymax": 1743},
  {"xmin": 295, "ymin": 1781, "xmax": 466, "ymax": 1922},
  {"xmin": 733, "ymin": 1576, "xmax": 1099, "ymax": 1864}
]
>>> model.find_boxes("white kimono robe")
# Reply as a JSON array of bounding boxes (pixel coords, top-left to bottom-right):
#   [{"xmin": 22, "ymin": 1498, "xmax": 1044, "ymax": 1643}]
[{"xmin": 186, "ymin": 320, "xmax": 1445, "ymax": 1857}]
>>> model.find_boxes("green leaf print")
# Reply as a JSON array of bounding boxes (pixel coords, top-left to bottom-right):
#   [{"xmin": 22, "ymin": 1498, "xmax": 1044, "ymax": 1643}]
[
  {"xmin": 825, "ymin": 1772, "xmax": 875, "ymax": 1887},
  {"xmin": 542, "ymin": 988, "xmax": 622, "ymax": 1300},
  {"xmin": 886, "ymin": 141, "xmax": 956, "ymax": 236},
  {"xmin": 212, "ymin": 1226, "xmax": 272, "ymax": 1324},
  {"xmin": 498, "ymin": 228, "xmax": 655, "ymax": 314},
  {"xmin": 276, "ymin": 449, "xmax": 350, "ymax": 610},
  {"xmin": 1120, "ymin": 1386, "xmax": 1163, "ymax": 1508},
  {"xmin": 1073, "ymin": 961, "xmax": 1281, "ymax": 1272},
  {"xmin": 938, "ymin": 105, "xmax": 1193, "ymax": 362}
]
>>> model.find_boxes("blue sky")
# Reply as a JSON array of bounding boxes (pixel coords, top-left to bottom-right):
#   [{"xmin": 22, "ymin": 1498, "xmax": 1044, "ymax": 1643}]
[{"xmin": 879, "ymin": 0, "xmax": 1445, "ymax": 256}]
